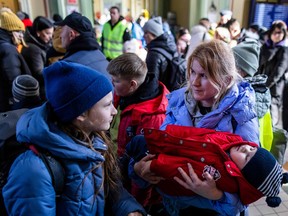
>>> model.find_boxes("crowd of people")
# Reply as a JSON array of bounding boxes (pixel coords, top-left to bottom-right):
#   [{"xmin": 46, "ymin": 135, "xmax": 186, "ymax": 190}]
[{"xmin": 1, "ymin": 5, "xmax": 288, "ymax": 216}]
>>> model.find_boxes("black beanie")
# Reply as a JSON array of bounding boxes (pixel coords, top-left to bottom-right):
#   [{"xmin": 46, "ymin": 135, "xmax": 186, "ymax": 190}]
[{"xmin": 242, "ymin": 148, "xmax": 283, "ymax": 206}]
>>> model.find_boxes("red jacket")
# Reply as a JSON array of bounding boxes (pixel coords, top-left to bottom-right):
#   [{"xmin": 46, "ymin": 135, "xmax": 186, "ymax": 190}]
[
  {"xmin": 144, "ymin": 125, "xmax": 263, "ymax": 205},
  {"xmin": 115, "ymin": 82, "xmax": 169, "ymax": 157}
]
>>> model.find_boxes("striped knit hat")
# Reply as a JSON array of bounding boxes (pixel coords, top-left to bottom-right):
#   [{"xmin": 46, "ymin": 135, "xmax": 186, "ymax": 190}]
[
  {"xmin": 242, "ymin": 147, "xmax": 286, "ymax": 207},
  {"xmin": 12, "ymin": 75, "xmax": 39, "ymax": 102},
  {"xmin": 0, "ymin": 8, "xmax": 25, "ymax": 32}
]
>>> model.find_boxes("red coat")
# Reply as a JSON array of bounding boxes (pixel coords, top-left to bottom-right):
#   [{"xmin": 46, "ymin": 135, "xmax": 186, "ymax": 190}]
[
  {"xmin": 144, "ymin": 125, "xmax": 263, "ymax": 205},
  {"xmin": 115, "ymin": 82, "xmax": 169, "ymax": 157}
]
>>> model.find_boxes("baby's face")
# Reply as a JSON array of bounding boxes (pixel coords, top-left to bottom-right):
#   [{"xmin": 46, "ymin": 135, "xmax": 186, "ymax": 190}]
[{"xmin": 229, "ymin": 145, "xmax": 257, "ymax": 169}]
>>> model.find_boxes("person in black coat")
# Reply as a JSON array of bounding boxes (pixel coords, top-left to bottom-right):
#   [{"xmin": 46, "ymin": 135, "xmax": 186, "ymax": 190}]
[
  {"xmin": 21, "ymin": 16, "xmax": 54, "ymax": 100},
  {"xmin": 258, "ymin": 20, "xmax": 288, "ymax": 129},
  {"xmin": 0, "ymin": 8, "xmax": 31, "ymax": 112},
  {"xmin": 143, "ymin": 16, "xmax": 177, "ymax": 91}
]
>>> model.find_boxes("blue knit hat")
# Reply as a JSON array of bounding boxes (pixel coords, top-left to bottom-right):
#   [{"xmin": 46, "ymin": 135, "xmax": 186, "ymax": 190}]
[{"xmin": 44, "ymin": 61, "xmax": 113, "ymax": 122}]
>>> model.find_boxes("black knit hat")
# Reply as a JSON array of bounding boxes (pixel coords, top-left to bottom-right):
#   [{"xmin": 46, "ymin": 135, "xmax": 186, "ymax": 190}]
[
  {"xmin": 12, "ymin": 75, "xmax": 39, "ymax": 102},
  {"xmin": 242, "ymin": 147, "xmax": 286, "ymax": 207}
]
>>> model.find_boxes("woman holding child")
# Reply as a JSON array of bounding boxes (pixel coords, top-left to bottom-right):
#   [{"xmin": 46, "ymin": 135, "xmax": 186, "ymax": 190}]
[{"xmin": 129, "ymin": 40, "xmax": 259, "ymax": 215}]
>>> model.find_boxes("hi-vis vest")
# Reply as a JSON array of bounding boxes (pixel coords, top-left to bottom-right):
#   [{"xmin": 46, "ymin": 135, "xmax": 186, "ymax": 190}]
[{"xmin": 102, "ymin": 21, "xmax": 127, "ymax": 59}]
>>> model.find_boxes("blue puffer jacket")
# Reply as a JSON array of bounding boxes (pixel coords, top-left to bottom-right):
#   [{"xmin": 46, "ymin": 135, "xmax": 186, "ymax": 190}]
[
  {"xmin": 161, "ymin": 81, "xmax": 259, "ymax": 144},
  {"xmin": 3, "ymin": 103, "xmax": 146, "ymax": 216}
]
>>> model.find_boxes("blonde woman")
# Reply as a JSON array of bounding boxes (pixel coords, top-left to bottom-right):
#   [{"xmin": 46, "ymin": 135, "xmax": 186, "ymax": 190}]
[{"xmin": 130, "ymin": 40, "xmax": 259, "ymax": 215}]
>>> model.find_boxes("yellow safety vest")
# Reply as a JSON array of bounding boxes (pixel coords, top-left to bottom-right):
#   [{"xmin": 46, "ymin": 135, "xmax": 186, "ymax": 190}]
[
  {"xmin": 102, "ymin": 21, "xmax": 127, "ymax": 59},
  {"xmin": 259, "ymin": 110, "xmax": 273, "ymax": 151}
]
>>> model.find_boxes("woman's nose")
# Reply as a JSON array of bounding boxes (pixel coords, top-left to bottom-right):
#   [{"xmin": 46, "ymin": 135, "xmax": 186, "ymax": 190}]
[{"xmin": 191, "ymin": 75, "xmax": 200, "ymax": 86}]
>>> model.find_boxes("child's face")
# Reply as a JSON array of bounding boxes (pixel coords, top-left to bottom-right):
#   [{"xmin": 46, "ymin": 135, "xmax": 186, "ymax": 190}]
[
  {"xmin": 111, "ymin": 75, "xmax": 134, "ymax": 97},
  {"xmin": 229, "ymin": 145, "xmax": 257, "ymax": 169},
  {"xmin": 78, "ymin": 92, "xmax": 117, "ymax": 134}
]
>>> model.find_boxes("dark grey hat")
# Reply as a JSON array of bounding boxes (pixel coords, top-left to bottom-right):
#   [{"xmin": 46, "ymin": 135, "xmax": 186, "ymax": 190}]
[
  {"xmin": 142, "ymin": 16, "xmax": 164, "ymax": 37},
  {"xmin": 232, "ymin": 39, "xmax": 260, "ymax": 77},
  {"xmin": 12, "ymin": 75, "xmax": 39, "ymax": 102}
]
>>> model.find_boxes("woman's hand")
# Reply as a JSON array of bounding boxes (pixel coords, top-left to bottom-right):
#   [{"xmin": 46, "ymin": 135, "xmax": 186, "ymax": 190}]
[
  {"xmin": 134, "ymin": 154, "xmax": 164, "ymax": 184},
  {"xmin": 174, "ymin": 163, "xmax": 223, "ymax": 200}
]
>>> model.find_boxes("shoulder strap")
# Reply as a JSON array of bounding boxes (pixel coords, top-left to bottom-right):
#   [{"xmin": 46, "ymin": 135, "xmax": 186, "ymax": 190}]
[
  {"xmin": 28, "ymin": 144, "xmax": 65, "ymax": 195},
  {"xmin": 151, "ymin": 47, "xmax": 174, "ymax": 61},
  {"xmin": 202, "ymin": 32, "xmax": 206, "ymax": 41}
]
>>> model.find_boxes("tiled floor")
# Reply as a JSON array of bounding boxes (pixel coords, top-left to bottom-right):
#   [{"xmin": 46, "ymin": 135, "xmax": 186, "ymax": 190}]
[{"xmin": 248, "ymin": 186, "xmax": 288, "ymax": 216}]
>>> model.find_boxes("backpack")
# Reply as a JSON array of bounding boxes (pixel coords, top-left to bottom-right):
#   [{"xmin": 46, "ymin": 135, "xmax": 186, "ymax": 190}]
[
  {"xmin": 0, "ymin": 109, "xmax": 65, "ymax": 216},
  {"xmin": 151, "ymin": 47, "xmax": 187, "ymax": 91}
]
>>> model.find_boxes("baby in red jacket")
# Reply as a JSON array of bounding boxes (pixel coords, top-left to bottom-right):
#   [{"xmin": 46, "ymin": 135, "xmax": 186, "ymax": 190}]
[{"xmin": 142, "ymin": 125, "xmax": 288, "ymax": 207}]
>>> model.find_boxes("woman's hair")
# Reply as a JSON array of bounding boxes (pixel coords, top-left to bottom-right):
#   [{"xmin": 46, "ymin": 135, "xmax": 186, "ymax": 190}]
[
  {"xmin": 187, "ymin": 40, "xmax": 242, "ymax": 106},
  {"xmin": 107, "ymin": 53, "xmax": 147, "ymax": 85},
  {"xmin": 58, "ymin": 120, "xmax": 122, "ymax": 201},
  {"xmin": 177, "ymin": 27, "xmax": 190, "ymax": 39},
  {"xmin": 268, "ymin": 20, "xmax": 287, "ymax": 41},
  {"xmin": 224, "ymin": 18, "xmax": 237, "ymax": 29},
  {"xmin": 11, "ymin": 31, "xmax": 27, "ymax": 47},
  {"xmin": 32, "ymin": 16, "xmax": 53, "ymax": 33}
]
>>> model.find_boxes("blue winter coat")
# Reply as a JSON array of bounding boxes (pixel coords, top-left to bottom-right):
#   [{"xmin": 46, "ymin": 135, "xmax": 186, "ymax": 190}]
[
  {"xmin": 161, "ymin": 81, "xmax": 259, "ymax": 144},
  {"xmin": 3, "ymin": 103, "xmax": 146, "ymax": 216}
]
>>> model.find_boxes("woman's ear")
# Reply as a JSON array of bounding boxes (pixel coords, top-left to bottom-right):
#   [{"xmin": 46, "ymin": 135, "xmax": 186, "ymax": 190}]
[
  {"xmin": 225, "ymin": 76, "xmax": 233, "ymax": 85},
  {"xmin": 75, "ymin": 112, "xmax": 88, "ymax": 122}
]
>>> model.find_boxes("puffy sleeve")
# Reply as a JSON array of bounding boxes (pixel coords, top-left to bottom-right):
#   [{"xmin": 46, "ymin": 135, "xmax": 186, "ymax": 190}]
[
  {"xmin": 3, "ymin": 150, "xmax": 56, "ymax": 216},
  {"xmin": 110, "ymin": 182, "xmax": 146, "ymax": 216}
]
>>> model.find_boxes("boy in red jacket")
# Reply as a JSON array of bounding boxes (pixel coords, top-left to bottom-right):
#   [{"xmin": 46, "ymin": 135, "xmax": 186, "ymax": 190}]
[{"xmin": 107, "ymin": 53, "xmax": 169, "ymax": 215}]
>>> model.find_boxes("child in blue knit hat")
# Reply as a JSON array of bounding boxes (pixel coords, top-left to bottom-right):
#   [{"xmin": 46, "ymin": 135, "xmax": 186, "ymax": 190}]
[{"xmin": 2, "ymin": 61, "xmax": 146, "ymax": 216}]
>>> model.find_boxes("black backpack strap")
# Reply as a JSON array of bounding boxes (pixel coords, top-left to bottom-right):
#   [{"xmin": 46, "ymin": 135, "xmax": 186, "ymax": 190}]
[
  {"xmin": 150, "ymin": 47, "xmax": 174, "ymax": 61},
  {"xmin": 28, "ymin": 144, "xmax": 65, "ymax": 195}
]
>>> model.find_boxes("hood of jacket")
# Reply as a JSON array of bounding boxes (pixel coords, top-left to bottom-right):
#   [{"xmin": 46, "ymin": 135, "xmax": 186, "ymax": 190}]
[
  {"xmin": 163, "ymin": 81, "xmax": 257, "ymax": 130},
  {"xmin": 0, "ymin": 28, "xmax": 13, "ymax": 44},
  {"xmin": 244, "ymin": 74, "xmax": 271, "ymax": 118},
  {"xmin": 16, "ymin": 103, "xmax": 105, "ymax": 162},
  {"xmin": 190, "ymin": 81, "xmax": 256, "ymax": 128},
  {"xmin": 64, "ymin": 32, "xmax": 101, "ymax": 58}
]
